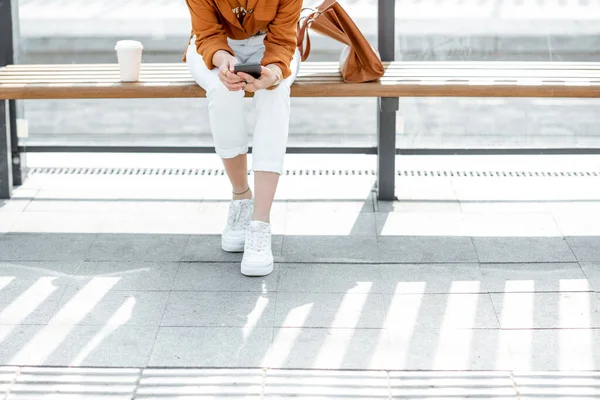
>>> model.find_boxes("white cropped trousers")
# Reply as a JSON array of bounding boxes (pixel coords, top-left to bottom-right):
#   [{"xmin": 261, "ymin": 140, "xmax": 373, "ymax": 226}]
[{"xmin": 186, "ymin": 34, "xmax": 300, "ymax": 174}]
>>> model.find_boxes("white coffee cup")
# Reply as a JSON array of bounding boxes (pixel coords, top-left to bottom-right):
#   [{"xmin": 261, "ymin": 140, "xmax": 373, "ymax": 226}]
[{"xmin": 115, "ymin": 40, "xmax": 144, "ymax": 82}]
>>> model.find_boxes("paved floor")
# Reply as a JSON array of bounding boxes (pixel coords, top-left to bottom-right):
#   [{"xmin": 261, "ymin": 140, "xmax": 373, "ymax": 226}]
[{"xmin": 0, "ymin": 153, "xmax": 600, "ymax": 398}]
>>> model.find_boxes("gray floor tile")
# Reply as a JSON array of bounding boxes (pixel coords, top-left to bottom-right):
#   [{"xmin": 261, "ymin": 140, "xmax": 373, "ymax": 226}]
[
  {"xmin": 85, "ymin": 234, "xmax": 189, "ymax": 262},
  {"xmin": 0, "ymin": 212, "xmax": 26, "ymax": 233},
  {"xmin": 286, "ymin": 201, "xmax": 374, "ymax": 214},
  {"xmin": 281, "ymin": 236, "xmax": 379, "ymax": 263},
  {"xmin": 0, "ymin": 283, "xmax": 67, "ymax": 325},
  {"xmin": 285, "ymin": 211, "xmax": 376, "ymax": 236},
  {"xmin": 7, "ymin": 392, "xmax": 135, "ymax": 399},
  {"xmin": 379, "ymin": 199, "xmax": 462, "ymax": 213},
  {"xmin": 501, "ymin": 329, "xmax": 600, "ymax": 371},
  {"xmin": 56, "ymin": 288, "xmax": 169, "ymax": 326},
  {"xmin": 0, "ymin": 366, "xmax": 18, "ymax": 394},
  {"xmin": 10, "ymin": 367, "xmax": 139, "ymax": 399},
  {"xmin": 513, "ymin": 372, "xmax": 600, "ymax": 398},
  {"xmin": 161, "ymin": 292, "xmax": 275, "ymax": 327},
  {"xmin": 566, "ymin": 237, "xmax": 600, "ymax": 261},
  {"xmin": 183, "ymin": 235, "xmax": 242, "ymax": 262},
  {"xmin": 379, "ymin": 263, "xmax": 484, "ymax": 294},
  {"xmin": 1, "ymin": 324, "xmax": 158, "ymax": 367},
  {"xmin": 149, "ymin": 326, "xmax": 272, "ymax": 367},
  {"xmin": 383, "ymin": 293, "xmax": 500, "ymax": 330},
  {"xmin": 491, "ymin": 292, "xmax": 600, "ymax": 329},
  {"xmin": 138, "ymin": 369, "xmax": 263, "ymax": 399},
  {"xmin": 183, "ymin": 235, "xmax": 283, "ymax": 262},
  {"xmin": 393, "ymin": 177, "xmax": 457, "ymax": 203},
  {"xmin": 173, "ymin": 262, "xmax": 278, "ymax": 292},
  {"xmin": 265, "ymin": 370, "xmax": 389, "ymax": 399},
  {"xmin": 389, "ymin": 371, "xmax": 516, "ymax": 399},
  {"xmin": 274, "ymin": 292, "xmax": 386, "ymax": 329},
  {"xmin": 387, "ymin": 328, "xmax": 513, "ymax": 370},
  {"xmin": 0, "ymin": 233, "xmax": 95, "ymax": 261},
  {"xmin": 378, "ymin": 236, "xmax": 478, "ymax": 263},
  {"xmin": 553, "ymin": 212, "xmax": 600, "ymax": 237},
  {"xmin": 481, "ymin": 263, "xmax": 589, "ymax": 293},
  {"xmin": 278, "ymin": 264, "xmax": 383, "ymax": 293},
  {"xmin": 581, "ymin": 262, "xmax": 600, "ymax": 293},
  {"xmin": 0, "ymin": 197, "xmax": 32, "ymax": 213},
  {"xmin": 71, "ymin": 261, "xmax": 179, "ymax": 291},
  {"xmin": 0, "ymin": 261, "xmax": 81, "ymax": 289},
  {"xmin": 473, "ymin": 237, "xmax": 576, "ymax": 263},
  {"xmin": 267, "ymin": 327, "xmax": 389, "ymax": 370}
]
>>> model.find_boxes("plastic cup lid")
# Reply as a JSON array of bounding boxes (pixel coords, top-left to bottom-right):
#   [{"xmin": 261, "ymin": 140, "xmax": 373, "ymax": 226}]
[{"xmin": 115, "ymin": 40, "xmax": 143, "ymax": 50}]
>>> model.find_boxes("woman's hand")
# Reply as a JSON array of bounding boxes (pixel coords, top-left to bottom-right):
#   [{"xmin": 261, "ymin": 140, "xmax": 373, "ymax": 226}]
[
  {"xmin": 237, "ymin": 66, "xmax": 279, "ymax": 93},
  {"xmin": 214, "ymin": 51, "xmax": 246, "ymax": 92}
]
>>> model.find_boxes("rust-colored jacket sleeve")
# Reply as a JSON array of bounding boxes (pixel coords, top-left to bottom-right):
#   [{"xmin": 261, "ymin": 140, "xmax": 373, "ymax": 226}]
[
  {"xmin": 185, "ymin": 0, "xmax": 234, "ymax": 69},
  {"xmin": 262, "ymin": 0, "xmax": 303, "ymax": 79}
]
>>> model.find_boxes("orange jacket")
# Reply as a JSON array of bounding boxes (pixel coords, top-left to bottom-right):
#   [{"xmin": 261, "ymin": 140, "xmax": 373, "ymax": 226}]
[{"xmin": 185, "ymin": 0, "xmax": 302, "ymax": 79}]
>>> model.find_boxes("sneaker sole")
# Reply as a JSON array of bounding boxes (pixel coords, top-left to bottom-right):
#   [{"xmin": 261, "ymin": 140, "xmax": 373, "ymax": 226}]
[
  {"xmin": 221, "ymin": 237, "xmax": 245, "ymax": 253},
  {"xmin": 241, "ymin": 261, "xmax": 274, "ymax": 277}
]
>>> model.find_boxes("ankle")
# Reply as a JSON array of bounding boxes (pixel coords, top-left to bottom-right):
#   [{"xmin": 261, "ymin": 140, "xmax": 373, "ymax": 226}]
[
  {"xmin": 232, "ymin": 187, "xmax": 252, "ymax": 201},
  {"xmin": 233, "ymin": 192, "xmax": 252, "ymax": 201},
  {"xmin": 251, "ymin": 214, "xmax": 270, "ymax": 224}
]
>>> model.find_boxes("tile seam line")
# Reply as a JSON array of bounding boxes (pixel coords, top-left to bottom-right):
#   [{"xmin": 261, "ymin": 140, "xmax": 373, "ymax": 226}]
[
  {"xmin": 509, "ymin": 370, "xmax": 521, "ymax": 400},
  {"xmin": 130, "ymin": 367, "xmax": 144, "ymax": 400},
  {"xmin": 3, "ymin": 366, "xmax": 20, "ymax": 400},
  {"xmin": 142, "ymin": 297, "xmax": 170, "ymax": 369},
  {"xmin": 261, "ymin": 367, "xmax": 266, "ymax": 400}
]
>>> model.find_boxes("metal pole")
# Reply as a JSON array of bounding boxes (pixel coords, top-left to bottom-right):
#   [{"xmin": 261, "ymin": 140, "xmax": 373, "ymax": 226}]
[
  {"xmin": 9, "ymin": 0, "xmax": 25, "ymax": 187},
  {"xmin": 0, "ymin": 100, "xmax": 12, "ymax": 199},
  {"xmin": 377, "ymin": 0, "xmax": 399, "ymax": 201},
  {"xmin": 0, "ymin": 0, "xmax": 16, "ymax": 198}
]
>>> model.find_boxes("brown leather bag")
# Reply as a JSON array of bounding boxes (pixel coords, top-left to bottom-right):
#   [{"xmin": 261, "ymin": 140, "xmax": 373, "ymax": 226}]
[{"xmin": 297, "ymin": 0, "xmax": 385, "ymax": 83}]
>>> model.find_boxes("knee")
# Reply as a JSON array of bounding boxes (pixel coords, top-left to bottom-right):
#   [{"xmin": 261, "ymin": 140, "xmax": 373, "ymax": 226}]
[
  {"xmin": 206, "ymin": 83, "xmax": 245, "ymax": 104},
  {"xmin": 254, "ymin": 84, "xmax": 291, "ymax": 105},
  {"xmin": 268, "ymin": 83, "xmax": 291, "ymax": 97}
]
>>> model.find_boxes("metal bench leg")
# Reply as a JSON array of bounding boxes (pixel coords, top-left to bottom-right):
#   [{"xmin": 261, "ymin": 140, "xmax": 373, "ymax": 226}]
[
  {"xmin": 376, "ymin": 0, "xmax": 398, "ymax": 201},
  {"xmin": 0, "ymin": 101, "xmax": 13, "ymax": 199},
  {"xmin": 377, "ymin": 98, "xmax": 399, "ymax": 200}
]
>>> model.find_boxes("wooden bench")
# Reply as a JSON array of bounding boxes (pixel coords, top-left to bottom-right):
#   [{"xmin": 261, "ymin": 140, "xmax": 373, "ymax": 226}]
[
  {"xmin": 2, "ymin": 61, "xmax": 600, "ymax": 99},
  {"xmin": 1, "ymin": 61, "xmax": 600, "ymax": 200}
]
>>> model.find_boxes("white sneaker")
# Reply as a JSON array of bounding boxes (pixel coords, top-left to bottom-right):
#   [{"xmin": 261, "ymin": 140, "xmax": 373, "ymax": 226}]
[
  {"xmin": 221, "ymin": 199, "xmax": 254, "ymax": 252},
  {"xmin": 241, "ymin": 220, "xmax": 274, "ymax": 277}
]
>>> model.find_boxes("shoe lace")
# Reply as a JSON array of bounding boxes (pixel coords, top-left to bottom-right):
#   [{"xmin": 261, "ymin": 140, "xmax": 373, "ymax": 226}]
[
  {"xmin": 228, "ymin": 202, "xmax": 251, "ymax": 230},
  {"xmin": 247, "ymin": 226, "xmax": 269, "ymax": 253}
]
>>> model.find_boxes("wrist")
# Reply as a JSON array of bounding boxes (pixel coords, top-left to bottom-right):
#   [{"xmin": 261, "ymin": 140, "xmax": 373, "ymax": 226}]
[
  {"xmin": 212, "ymin": 50, "xmax": 233, "ymax": 68},
  {"xmin": 266, "ymin": 64, "xmax": 283, "ymax": 87}
]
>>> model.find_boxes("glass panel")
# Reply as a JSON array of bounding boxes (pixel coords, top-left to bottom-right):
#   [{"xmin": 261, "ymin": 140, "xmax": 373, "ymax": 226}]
[
  {"xmin": 16, "ymin": 0, "xmax": 600, "ymax": 150},
  {"xmin": 395, "ymin": 0, "xmax": 600, "ymax": 149}
]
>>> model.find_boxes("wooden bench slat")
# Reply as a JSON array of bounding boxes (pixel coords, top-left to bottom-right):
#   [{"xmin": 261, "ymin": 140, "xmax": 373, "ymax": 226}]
[
  {"xmin": 3, "ymin": 77, "xmax": 600, "ymax": 86},
  {"xmin": 5, "ymin": 61, "xmax": 600, "ymax": 71},
  {"xmin": 1, "ymin": 64, "xmax": 600, "ymax": 74},
  {"xmin": 2, "ymin": 81, "xmax": 599, "ymax": 99},
  {"xmin": 4, "ymin": 68, "xmax": 600, "ymax": 78},
  {"xmin": 2, "ymin": 62, "xmax": 600, "ymax": 99},
  {"xmin": 4, "ymin": 72, "xmax": 600, "ymax": 83}
]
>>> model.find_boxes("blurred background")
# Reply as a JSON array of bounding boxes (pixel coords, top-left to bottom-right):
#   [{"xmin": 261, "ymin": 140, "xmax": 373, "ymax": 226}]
[{"xmin": 14, "ymin": 0, "xmax": 600, "ymax": 150}]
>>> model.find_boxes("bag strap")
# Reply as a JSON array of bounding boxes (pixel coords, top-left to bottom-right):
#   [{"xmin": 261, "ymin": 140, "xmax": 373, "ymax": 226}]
[
  {"xmin": 297, "ymin": 13, "xmax": 312, "ymax": 62},
  {"xmin": 297, "ymin": 1, "xmax": 337, "ymax": 62}
]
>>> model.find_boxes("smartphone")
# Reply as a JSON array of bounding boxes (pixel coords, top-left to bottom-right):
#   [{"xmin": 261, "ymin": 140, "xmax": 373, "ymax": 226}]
[{"xmin": 233, "ymin": 63, "xmax": 262, "ymax": 79}]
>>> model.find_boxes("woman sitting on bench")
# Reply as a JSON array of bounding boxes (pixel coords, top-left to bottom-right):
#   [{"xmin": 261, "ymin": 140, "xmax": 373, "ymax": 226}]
[{"xmin": 184, "ymin": 0, "xmax": 302, "ymax": 277}]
